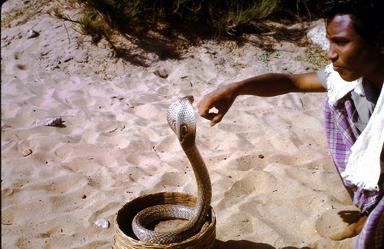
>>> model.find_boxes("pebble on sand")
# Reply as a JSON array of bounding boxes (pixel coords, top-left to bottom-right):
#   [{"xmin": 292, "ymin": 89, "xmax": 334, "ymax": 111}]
[{"xmin": 95, "ymin": 218, "xmax": 110, "ymax": 229}]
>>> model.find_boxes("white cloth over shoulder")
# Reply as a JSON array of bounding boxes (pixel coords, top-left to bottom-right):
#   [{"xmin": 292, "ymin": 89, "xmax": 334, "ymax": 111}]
[
  {"xmin": 322, "ymin": 64, "xmax": 364, "ymax": 105},
  {"xmin": 323, "ymin": 64, "xmax": 384, "ymax": 191},
  {"xmin": 343, "ymin": 86, "xmax": 384, "ymax": 191}
]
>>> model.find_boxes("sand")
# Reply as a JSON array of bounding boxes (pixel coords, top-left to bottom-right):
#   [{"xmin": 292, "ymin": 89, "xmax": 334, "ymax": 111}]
[{"xmin": 2, "ymin": 1, "xmax": 358, "ymax": 248}]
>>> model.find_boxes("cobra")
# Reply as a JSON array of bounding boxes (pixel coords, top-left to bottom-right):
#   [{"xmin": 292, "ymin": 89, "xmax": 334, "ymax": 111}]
[{"xmin": 132, "ymin": 96, "xmax": 212, "ymax": 244}]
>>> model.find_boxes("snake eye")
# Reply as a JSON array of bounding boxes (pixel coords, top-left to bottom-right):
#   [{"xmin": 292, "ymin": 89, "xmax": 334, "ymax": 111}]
[{"xmin": 180, "ymin": 124, "xmax": 188, "ymax": 139}]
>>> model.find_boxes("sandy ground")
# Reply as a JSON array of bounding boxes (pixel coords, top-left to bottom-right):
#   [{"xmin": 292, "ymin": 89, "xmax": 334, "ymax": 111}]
[{"xmin": 2, "ymin": 1, "xmax": 357, "ymax": 248}]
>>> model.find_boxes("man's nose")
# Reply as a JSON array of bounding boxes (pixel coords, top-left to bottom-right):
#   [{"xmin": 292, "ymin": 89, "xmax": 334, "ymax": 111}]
[{"xmin": 327, "ymin": 44, "xmax": 338, "ymax": 61}]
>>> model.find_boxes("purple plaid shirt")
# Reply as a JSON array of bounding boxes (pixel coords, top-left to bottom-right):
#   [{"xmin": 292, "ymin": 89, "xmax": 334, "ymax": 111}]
[
  {"xmin": 324, "ymin": 96, "xmax": 382, "ymax": 213},
  {"xmin": 324, "ymin": 89, "xmax": 383, "ymax": 249}
]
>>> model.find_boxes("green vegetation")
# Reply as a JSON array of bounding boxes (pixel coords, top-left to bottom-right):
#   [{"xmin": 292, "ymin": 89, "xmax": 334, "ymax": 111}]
[
  {"xmin": 76, "ymin": 0, "xmax": 317, "ymax": 36},
  {"xmin": 295, "ymin": 46, "xmax": 329, "ymax": 70},
  {"xmin": 69, "ymin": 1, "xmax": 318, "ymax": 47},
  {"xmin": 77, "ymin": 9, "xmax": 111, "ymax": 43},
  {"xmin": 47, "ymin": 0, "xmax": 325, "ymax": 65},
  {"xmin": 258, "ymin": 53, "xmax": 270, "ymax": 62},
  {"xmin": 258, "ymin": 50, "xmax": 282, "ymax": 62},
  {"xmin": 304, "ymin": 46, "xmax": 329, "ymax": 70}
]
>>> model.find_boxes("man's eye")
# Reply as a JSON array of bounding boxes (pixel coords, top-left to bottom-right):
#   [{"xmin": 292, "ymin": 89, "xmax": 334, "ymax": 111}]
[{"xmin": 335, "ymin": 40, "xmax": 348, "ymax": 45}]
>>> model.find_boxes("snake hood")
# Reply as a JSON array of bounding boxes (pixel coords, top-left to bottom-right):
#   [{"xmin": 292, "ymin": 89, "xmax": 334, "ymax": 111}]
[{"xmin": 167, "ymin": 96, "xmax": 196, "ymax": 147}]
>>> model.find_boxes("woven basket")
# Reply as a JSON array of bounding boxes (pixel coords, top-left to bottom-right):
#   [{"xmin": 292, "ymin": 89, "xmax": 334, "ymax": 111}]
[{"xmin": 114, "ymin": 192, "xmax": 216, "ymax": 249}]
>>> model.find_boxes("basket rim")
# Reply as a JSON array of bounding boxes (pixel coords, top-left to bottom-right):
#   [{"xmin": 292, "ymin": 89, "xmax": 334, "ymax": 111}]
[{"xmin": 114, "ymin": 192, "xmax": 216, "ymax": 247}]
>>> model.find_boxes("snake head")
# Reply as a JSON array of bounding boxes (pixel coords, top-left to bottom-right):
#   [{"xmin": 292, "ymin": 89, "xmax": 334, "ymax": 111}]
[{"xmin": 167, "ymin": 96, "xmax": 196, "ymax": 146}]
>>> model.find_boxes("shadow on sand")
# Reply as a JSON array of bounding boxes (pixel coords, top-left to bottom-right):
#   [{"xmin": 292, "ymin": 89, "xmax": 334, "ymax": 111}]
[{"xmin": 214, "ymin": 239, "xmax": 311, "ymax": 249}]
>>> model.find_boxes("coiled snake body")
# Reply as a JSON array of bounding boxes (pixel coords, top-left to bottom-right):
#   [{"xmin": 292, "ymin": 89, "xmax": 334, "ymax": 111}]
[{"xmin": 132, "ymin": 96, "xmax": 212, "ymax": 244}]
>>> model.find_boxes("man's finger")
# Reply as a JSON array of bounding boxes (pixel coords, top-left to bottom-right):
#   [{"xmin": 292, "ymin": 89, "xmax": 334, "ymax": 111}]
[
  {"xmin": 197, "ymin": 101, "xmax": 211, "ymax": 118},
  {"xmin": 202, "ymin": 112, "xmax": 216, "ymax": 121},
  {"xmin": 210, "ymin": 113, "xmax": 224, "ymax": 126}
]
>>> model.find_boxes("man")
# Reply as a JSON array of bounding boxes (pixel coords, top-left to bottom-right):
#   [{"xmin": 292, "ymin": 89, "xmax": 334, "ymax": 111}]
[{"xmin": 197, "ymin": 1, "xmax": 383, "ymax": 248}]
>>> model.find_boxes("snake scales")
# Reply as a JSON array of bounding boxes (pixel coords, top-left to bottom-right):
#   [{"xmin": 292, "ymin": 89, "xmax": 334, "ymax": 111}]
[{"xmin": 132, "ymin": 96, "xmax": 212, "ymax": 244}]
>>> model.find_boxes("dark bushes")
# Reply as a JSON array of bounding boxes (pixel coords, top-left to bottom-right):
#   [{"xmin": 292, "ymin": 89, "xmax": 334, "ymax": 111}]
[{"xmin": 79, "ymin": 0, "xmax": 317, "ymax": 37}]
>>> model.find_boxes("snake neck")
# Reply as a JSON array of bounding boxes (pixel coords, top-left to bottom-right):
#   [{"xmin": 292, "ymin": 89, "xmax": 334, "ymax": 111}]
[{"xmin": 182, "ymin": 144, "xmax": 212, "ymax": 224}]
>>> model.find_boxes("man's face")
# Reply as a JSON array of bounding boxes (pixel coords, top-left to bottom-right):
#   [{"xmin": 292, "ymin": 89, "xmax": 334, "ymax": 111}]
[{"xmin": 326, "ymin": 14, "xmax": 381, "ymax": 81}]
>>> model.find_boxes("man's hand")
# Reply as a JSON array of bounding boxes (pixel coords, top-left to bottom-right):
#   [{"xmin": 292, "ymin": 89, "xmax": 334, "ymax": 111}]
[{"xmin": 197, "ymin": 84, "xmax": 238, "ymax": 126}]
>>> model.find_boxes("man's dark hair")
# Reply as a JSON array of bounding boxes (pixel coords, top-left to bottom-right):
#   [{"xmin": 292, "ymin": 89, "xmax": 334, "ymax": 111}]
[{"xmin": 318, "ymin": 0, "xmax": 383, "ymax": 46}]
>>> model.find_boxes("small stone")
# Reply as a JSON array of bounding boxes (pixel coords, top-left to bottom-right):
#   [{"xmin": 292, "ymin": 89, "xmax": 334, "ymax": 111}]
[
  {"xmin": 14, "ymin": 51, "xmax": 22, "ymax": 59},
  {"xmin": 23, "ymin": 149, "xmax": 32, "ymax": 157},
  {"xmin": 26, "ymin": 29, "xmax": 39, "ymax": 39},
  {"xmin": 16, "ymin": 64, "xmax": 26, "ymax": 70},
  {"xmin": 63, "ymin": 56, "xmax": 73, "ymax": 63},
  {"xmin": 45, "ymin": 117, "xmax": 66, "ymax": 128},
  {"xmin": 95, "ymin": 218, "xmax": 109, "ymax": 229},
  {"xmin": 154, "ymin": 68, "xmax": 168, "ymax": 79}
]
